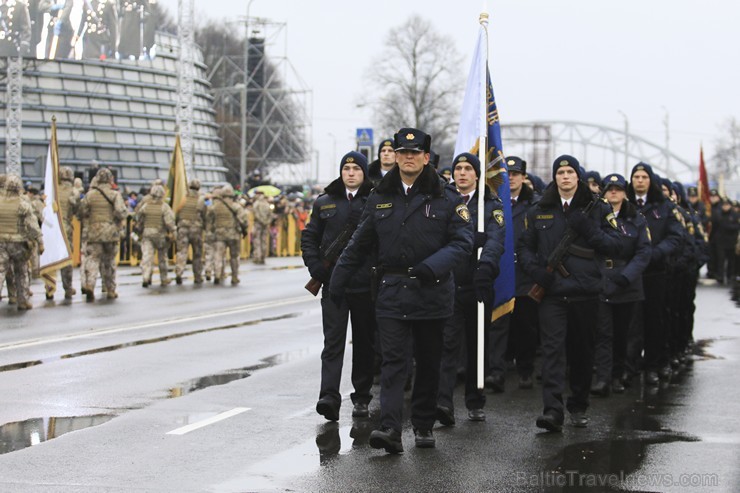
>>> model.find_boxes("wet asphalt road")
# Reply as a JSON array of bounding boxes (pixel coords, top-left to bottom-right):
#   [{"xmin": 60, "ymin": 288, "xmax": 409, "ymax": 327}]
[{"xmin": 0, "ymin": 257, "xmax": 737, "ymax": 492}]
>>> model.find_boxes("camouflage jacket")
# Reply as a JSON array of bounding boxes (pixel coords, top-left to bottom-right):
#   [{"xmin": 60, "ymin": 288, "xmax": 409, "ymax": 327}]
[{"xmin": 79, "ymin": 184, "xmax": 128, "ymax": 242}]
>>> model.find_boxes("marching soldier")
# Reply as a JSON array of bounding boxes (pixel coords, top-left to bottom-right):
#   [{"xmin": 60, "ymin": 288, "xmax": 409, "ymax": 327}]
[
  {"xmin": 78, "ymin": 168, "xmax": 127, "ymax": 301},
  {"xmin": 0, "ymin": 175, "xmax": 43, "ymax": 310},
  {"xmin": 45, "ymin": 0, "xmax": 73, "ymax": 59},
  {"xmin": 26, "ymin": 184, "xmax": 44, "ymax": 279},
  {"xmin": 203, "ymin": 186, "xmax": 220, "ymax": 281},
  {"xmin": 251, "ymin": 190, "xmax": 272, "ymax": 265},
  {"xmin": 330, "ymin": 128, "xmax": 473, "ymax": 453},
  {"xmin": 436, "ymin": 152, "xmax": 504, "ymax": 425},
  {"xmin": 53, "ymin": 166, "xmax": 80, "ymax": 299},
  {"xmin": 74, "ymin": 0, "xmax": 118, "ymax": 59},
  {"xmin": 302, "ymin": 151, "xmax": 376, "ymax": 421},
  {"xmin": 584, "ymin": 171, "xmax": 602, "ymax": 195},
  {"xmin": 118, "ymin": 0, "xmax": 149, "ymax": 59},
  {"xmin": 518, "ymin": 155, "xmax": 622, "ymax": 431},
  {"xmin": 590, "ymin": 174, "xmax": 651, "ymax": 396},
  {"xmin": 367, "ymin": 138, "xmax": 396, "ymax": 187},
  {"xmin": 625, "ymin": 163, "xmax": 683, "ymax": 385},
  {"xmin": 207, "ymin": 184, "xmax": 248, "ymax": 285},
  {"xmin": 135, "ymin": 184, "xmax": 175, "ymax": 287},
  {"xmin": 175, "ymin": 179, "xmax": 206, "ymax": 285},
  {"xmin": 491, "ymin": 156, "xmax": 540, "ymax": 391},
  {"xmin": 0, "ymin": 0, "xmax": 32, "ymax": 57}
]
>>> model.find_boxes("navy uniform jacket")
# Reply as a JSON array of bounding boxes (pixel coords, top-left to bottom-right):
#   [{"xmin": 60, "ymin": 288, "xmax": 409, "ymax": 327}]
[
  {"xmin": 301, "ymin": 177, "xmax": 373, "ymax": 294},
  {"xmin": 330, "ymin": 165, "xmax": 474, "ymax": 320},
  {"xmin": 518, "ymin": 181, "xmax": 622, "ymax": 298},
  {"xmin": 447, "ymin": 183, "xmax": 505, "ymax": 292},
  {"xmin": 512, "ymin": 183, "xmax": 539, "ymax": 297},
  {"xmin": 600, "ymin": 199, "xmax": 652, "ymax": 303},
  {"xmin": 668, "ymin": 204, "xmax": 701, "ymax": 272}
]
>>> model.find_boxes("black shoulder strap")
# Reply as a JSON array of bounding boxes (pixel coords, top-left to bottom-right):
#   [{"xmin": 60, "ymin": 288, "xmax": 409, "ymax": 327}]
[{"xmin": 92, "ymin": 186, "xmax": 115, "ymax": 207}]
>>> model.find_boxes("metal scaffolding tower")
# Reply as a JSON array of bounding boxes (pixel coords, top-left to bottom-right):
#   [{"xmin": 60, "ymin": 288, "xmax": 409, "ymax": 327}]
[
  {"xmin": 176, "ymin": 0, "xmax": 195, "ymax": 173},
  {"xmin": 4, "ymin": 56, "xmax": 23, "ymax": 176}
]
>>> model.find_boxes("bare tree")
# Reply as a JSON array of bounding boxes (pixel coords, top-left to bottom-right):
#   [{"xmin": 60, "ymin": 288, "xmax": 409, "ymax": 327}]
[
  {"xmin": 361, "ymin": 15, "xmax": 464, "ymax": 162},
  {"xmin": 714, "ymin": 117, "xmax": 740, "ymax": 181}
]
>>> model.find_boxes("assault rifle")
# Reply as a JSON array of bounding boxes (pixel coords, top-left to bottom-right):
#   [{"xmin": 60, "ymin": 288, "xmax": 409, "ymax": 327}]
[
  {"xmin": 304, "ymin": 213, "xmax": 361, "ymax": 296},
  {"xmin": 527, "ymin": 192, "xmax": 604, "ymax": 303}
]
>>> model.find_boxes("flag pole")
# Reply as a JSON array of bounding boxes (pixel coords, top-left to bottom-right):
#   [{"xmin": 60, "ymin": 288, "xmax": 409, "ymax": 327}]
[{"xmin": 476, "ymin": 11, "xmax": 489, "ymax": 390}]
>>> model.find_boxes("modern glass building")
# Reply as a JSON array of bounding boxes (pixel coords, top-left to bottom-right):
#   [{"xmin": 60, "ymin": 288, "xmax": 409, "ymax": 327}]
[{"xmin": 0, "ymin": 32, "xmax": 227, "ymax": 190}]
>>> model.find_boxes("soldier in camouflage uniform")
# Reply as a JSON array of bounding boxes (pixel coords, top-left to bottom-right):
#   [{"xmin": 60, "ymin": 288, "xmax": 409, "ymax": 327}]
[
  {"xmin": 136, "ymin": 184, "xmax": 175, "ymax": 287},
  {"xmin": 175, "ymin": 179, "xmax": 206, "ymax": 284},
  {"xmin": 207, "ymin": 184, "xmax": 248, "ymax": 285},
  {"xmin": 45, "ymin": 166, "xmax": 79, "ymax": 299},
  {"xmin": 0, "ymin": 175, "xmax": 43, "ymax": 310},
  {"xmin": 26, "ymin": 185, "xmax": 44, "ymax": 279},
  {"xmin": 78, "ymin": 168, "xmax": 127, "ymax": 301},
  {"xmin": 251, "ymin": 191, "xmax": 272, "ymax": 265},
  {"xmin": 203, "ymin": 186, "xmax": 220, "ymax": 281}
]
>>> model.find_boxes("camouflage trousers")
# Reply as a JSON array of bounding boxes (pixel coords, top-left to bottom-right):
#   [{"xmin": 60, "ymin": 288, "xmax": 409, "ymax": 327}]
[
  {"xmin": 204, "ymin": 239, "xmax": 215, "ymax": 278},
  {"xmin": 175, "ymin": 226, "xmax": 204, "ymax": 282},
  {"xmin": 44, "ymin": 222, "xmax": 74, "ymax": 297},
  {"xmin": 214, "ymin": 239, "xmax": 240, "ymax": 283},
  {"xmin": 0, "ymin": 242, "xmax": 31, "ymax": 306},
  {"xmin": 141, "ymin": 236, "xmax": 169, "ymax": 284},
  {"xmin": 252, "ymin": 223, "xmax": 269, "ymax": 264},
  {"xmin": 84, "ymin": 242, "xmax": 119, "ymax": 295}
]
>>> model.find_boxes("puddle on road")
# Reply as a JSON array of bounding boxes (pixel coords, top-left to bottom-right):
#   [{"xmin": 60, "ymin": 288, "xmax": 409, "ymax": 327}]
[
  {"xmin": 0, "ymin": 415, "xmax": 114, "ymax": 455},
  {"xmin": 168, "ymin": 349, "xmax": 311, "ymax": 398},
  {"xmin": 0, "ymin": 313, "xmax": 302, "ymax": 374}
]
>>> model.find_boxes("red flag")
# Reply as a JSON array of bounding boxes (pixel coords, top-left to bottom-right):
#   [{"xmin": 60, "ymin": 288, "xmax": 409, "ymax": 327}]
[{"xmin": 698, "ymin": 146, "xmax": 711, "ymax": 212}]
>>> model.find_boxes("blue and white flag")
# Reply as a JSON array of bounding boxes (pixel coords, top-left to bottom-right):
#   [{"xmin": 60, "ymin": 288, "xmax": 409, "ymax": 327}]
[{"xmin": 454, "ymin": 22, "xmax": 515, "ymax": 322}]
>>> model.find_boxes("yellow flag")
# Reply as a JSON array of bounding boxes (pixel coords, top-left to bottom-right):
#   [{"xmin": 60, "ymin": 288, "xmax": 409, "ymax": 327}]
[{"xmin": 167, "ymin": 133, "xmax": 189, "ymax": 213}]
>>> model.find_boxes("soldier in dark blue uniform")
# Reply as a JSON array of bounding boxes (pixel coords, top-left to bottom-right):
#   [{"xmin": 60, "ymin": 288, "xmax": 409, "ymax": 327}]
[
  {"xmin": 584, "ymin": 170, "xmax": 602, "ymax": 195},
  {"xmin": 625, "ymin": 162, "xmax": 683, "ymax": 385},
  {"xmin": 330, "ymin": 128, "xmax": 473, "ymax": 453},
  {"xmin": 490, "ymin": 156, "xmax": 540, "ymax": 391},
  {"xmin": 367, "ymin": 138, "xmax": 395, "ymax": 187},
  {"xmin": 301, "ymin": 151, "xmax": 376, "ymax": 422},
  {"xmin": 0, "ymin": 0, "xmax": 31, "ymax": 57},
  {"xmin": 590, "ymin": 174, "xmax": 651, "ymax": 397},
  {"xmin": 436, "ymin": 152, "xmax": 504, "ymax": 425},
  {"xmin": 75, "ymin": 0, "xmax": 118, "ymax": 59},
  {"xmin": 518, "ymin": 155, "xmax": 622, "ymax": 431}
]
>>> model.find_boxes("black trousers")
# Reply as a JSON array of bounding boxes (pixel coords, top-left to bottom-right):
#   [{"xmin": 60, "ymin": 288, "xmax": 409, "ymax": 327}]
[
  {"xmin": 539, "ymin": 297, "xmax": 597, "ymax": 418},
  {"xmin": 505, "ymin": 295, "xmax": 539, "ymax": 378},
  {"xmin": 376, "ymin": 317, "xmax": 445, "ymax": 432},
  {"xmin": 438, "ymin": 292, "xmax": 487, "ymax": 412},
  {"xmin": 319, "ymin": 290, "xmax": 376, "ymax": 407},
  {"xmin": 594, "ymin": 301, "xmax": 637, "ymax": 383},
  {"xmin": 642, "ymin": 272, "xmax": 669, "ymax": 372}
]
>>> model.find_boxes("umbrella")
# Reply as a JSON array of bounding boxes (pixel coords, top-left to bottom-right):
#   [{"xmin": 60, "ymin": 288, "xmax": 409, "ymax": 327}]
[{"xmin": 247, "ymin": 185, "xmax": 282, "ymax": 197}]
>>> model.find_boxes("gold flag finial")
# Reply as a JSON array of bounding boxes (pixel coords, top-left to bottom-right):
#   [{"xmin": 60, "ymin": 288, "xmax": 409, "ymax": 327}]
[{"xmin": 479, "ymin": 12, "xmax": 489, "ymax": 24}]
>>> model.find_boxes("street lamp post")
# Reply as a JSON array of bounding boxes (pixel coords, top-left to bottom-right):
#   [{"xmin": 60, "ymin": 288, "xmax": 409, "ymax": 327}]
[
  {"xmin": 618, "ymin": 110, "xmax": 629, "ymax": 177},
  {"xmin": 240, "ymin": 0, "xmax": 257, "ymax": 190}
]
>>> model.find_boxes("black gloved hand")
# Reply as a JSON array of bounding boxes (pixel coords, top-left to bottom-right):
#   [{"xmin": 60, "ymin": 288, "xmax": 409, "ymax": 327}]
[
  {"xmin": 613, "ymin": 274, "xmax": 630, "ymax": 288},
  {"xmin": 473, "ymin": 263, "xmax": 497, "ymax": 305},
  {"xmin": 567, "ymin": 210, "xmax": 594, "ymax": 236},
  {"xmin": 409, "ymin": 263, "xmax": 435, "ymax": 284},
  {"xmin": 474, "ymin": 231, "xmax": 488, "ymax": 249},
  {"xmin": 309, "ymin": 263, "xmax": 330, "ymax": 283},
  {"xmin": 532, "ymin": 268, "xmax": 555, "ymax": 289}
]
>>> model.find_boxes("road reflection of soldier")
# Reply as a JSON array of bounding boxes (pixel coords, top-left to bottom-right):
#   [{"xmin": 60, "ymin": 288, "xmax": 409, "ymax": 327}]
[
  {"xmin": 0, "ymin": 0, "xmax": 32, "ymax": 57},
  {"xmin": 590, "ymin": 174, "xmax": 651, "ymax": 397},
  {"xmin": 251, "ymin": 191, "xmax": 272, "ymax": 264},
  {"xmin": 79, "ymin": 168, "xmax": 127, "ymax": 301},
  {"xmin": 436, "ymin": 153, "xmax": 505, "ymax": 425},
  {"xmin": 51, "ymin": 166, "xmax": 80, "ymax": 299},
  {"xmin": 136, "ymin": 184, "xmax": 175, "ymax": 287},
  {"xmin": 74, "ymin": 0, "xmax": 117, "ymax": 59},
  {"xmin": 302, "ymin": 151, "xmax": 376, "ymax": 422},
  {"xmin": 207, "ymin": 184, "xmax": 248, "ymax": 285},
  {"xmin": 175, "ymin": 179, "xmax": 206, "ymax": 285},
  {"xmin": 45, "ymin": 0, "xmax": 73, "ymax": 59},
  {"xmin": 330, "ymin": 128, "xmax": 474, "ymax": 453},
  {"xmin": 118, "ymin": 0, "xmax": 149, "ymax": 59},
  {"xmin": 0, "ymin": 175, "xmax": 43, "ymax": 310}
]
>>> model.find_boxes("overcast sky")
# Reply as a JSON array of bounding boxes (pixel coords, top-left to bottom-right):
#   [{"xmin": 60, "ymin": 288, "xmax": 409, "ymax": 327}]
[{"xmin": 160, "ymin": 0, "xmax": 739, "ymax": 184}]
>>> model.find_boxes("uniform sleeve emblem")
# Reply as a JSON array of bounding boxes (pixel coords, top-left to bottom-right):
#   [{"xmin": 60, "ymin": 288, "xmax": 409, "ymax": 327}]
[
  {"xmin": 455, "ymin": 204, "xmax": 471, "ymax": 222},
  {"xmin": 320, "ymin": 204, "xmax": 336, "ymax": 210},
  {"xmin": 492, "ymin": 209, "xmax": 504, "ymax": 227},
  {"xmin": 605, "ymin": 212, "xmax": 618, "ymax": 230},
  {"xmin": 646, "ymin": 226, "xmax": 652, "ymax": 242}
]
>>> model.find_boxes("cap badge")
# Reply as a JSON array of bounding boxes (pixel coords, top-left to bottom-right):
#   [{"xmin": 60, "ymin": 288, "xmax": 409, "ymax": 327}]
[
  {"xmin": 610, "ymin": 176, "xmax": 618, "ymax": 182},
  {"xmin": 406, "ymin": 133, "xmax": 415, "ymax": 140},
  {"xmin": 560, "ymin": 160, "xmax": 569, "ymax": 167},
  {"xmin": 636, "ymin": 165, "xmax": 645, "ymax": 171},
  {"xmin": 346, "ymin": 157, "xmax": 354, "ymax": 163},
  {"xmin": 459, "ymin": 156, "xmax": 467, "ymax": 162},
  {"xmin": 507, "ymin": 159, "xmax": 515, "ymax": 165}
]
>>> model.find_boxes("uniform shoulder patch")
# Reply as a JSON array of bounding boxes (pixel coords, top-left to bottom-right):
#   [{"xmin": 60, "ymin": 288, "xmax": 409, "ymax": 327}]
[
  {"xmin": 492, "ymin": 209, "xmax": 504, "ymax": 227},
  {"xmin": 376, "ymin": 202, "xmax": 393, "ymax": 209},
  {"xmin": 605, "ymin": 212, "xmax": 618, "ymax": 230},
  {"xmin": 455, "ymin": 203, "xmax": 471, "ymax": 222},
  {"xmin": 320, "ymin": 203, "xmax": 336, "ymax": 210}
]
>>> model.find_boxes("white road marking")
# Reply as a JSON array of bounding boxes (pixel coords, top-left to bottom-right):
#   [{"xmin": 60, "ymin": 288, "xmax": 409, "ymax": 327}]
[
  {"xmin": 0, "ymin": 295, "xmax": 315, "ymax": 352},
  {"xmin": 166, "ymin": 407, "xmax": 251, "ymax": 435}
]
